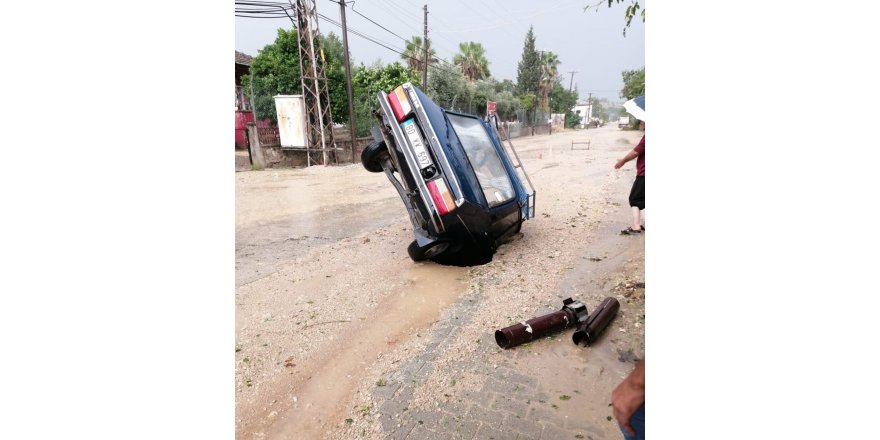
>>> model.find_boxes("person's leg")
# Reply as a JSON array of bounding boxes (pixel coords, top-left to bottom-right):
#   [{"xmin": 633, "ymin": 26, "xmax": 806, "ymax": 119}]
[
  {"xmin": 620, "ymin": 404, "xmax": 645, "ymax": 440},
  {"xmin": 631, "ymin": 206, "xmax": 642, "ymax": 231},
  {"xmin": 625, "ymin": 176, "xmax": 645, "ymax": 232}
]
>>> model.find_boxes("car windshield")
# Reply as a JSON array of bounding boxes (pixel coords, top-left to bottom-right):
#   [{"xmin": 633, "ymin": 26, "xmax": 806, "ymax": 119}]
[{"xmin": 446, "ymin": 113, "xmax": 515, "ymax": 207}]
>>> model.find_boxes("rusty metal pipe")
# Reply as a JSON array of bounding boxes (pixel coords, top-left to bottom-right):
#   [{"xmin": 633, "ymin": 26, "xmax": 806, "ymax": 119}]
[
  {"xmin": 495, "ymin": 298, "xmax": 588, "ymax": 349},
  {"xmin": 572, "ymin": 297, "xmax": 620, "ymax": 347}
]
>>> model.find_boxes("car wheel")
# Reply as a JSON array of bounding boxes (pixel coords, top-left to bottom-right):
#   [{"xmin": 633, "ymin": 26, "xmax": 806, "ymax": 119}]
[
  {"xmin": 407, "ymin": 240, "xmax": 451, "ymax": 262},
  {"xmin": 361, "ymin": 140, "xmax": 388, "ymax": 173}
]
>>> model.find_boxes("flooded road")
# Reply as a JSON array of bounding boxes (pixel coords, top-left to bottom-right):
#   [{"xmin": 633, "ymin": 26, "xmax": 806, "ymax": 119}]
[{"xmin": 235, "ymin": 125, "xmax": 646, "ymax": 439}]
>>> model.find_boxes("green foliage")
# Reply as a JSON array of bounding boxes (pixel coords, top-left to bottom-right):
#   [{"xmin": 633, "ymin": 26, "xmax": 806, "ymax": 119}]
[
  {"xmin": 454, "ymin": 42, "xmax": 491, "ymax": 81},
  {"xmin": 319, "ymin": 33, "xmax": 349, "ymax": 126},
  {"xmin": 585, "ymin": 0, "xmax": 645, "ymax": 36},
  {"xmin": 496, "ymin": 79, "xmax": 516, "ymax": 94},
  {"xmin": 589, "ymin": 97, "xmax": 610, "ymax": 122},
  {"xmin": 549, "ymin": 80, "xmax": 578, "ymax": 114},
  {"xmin": 352, "ymin": 62, "xmax": 420, "ymax": 136},
  {"xmin": 493, "ymin": 90, "xmax": 518, "ymax": 121},
  {"xmin": 620, "ymin": 67, "xmax": 645, "ymax": 100},
  {"xmin": 401, "ymin": 35, "xmax": 436, "ymax": 76},
  {"xmin": 242, "ymin": 28, "xmax": 302, "ymax": 122},
  {"xmin": 565, "ymin": 111, "xmax": 582, "ymax": 128},
  {"xmin": 517, "ymin": 92, "xmax": 537, "ymax": 111},
  {"xmin": 516, "ymin": 26, "xmax": 541, "ymax": 96},
  {"xmin": 426, "ymin": 66, "xmax": 469, "ymax": 111},
  {"xmin": 539, "ymin": 51, "xmax": 560, "ymax": 113},
  {"xmin": 242, "ymin": 29, "xmax": 348, "ymax": 126},
  {"xmin": 353, "ymin": 62, "xmax": 419, "ymax": 97}
]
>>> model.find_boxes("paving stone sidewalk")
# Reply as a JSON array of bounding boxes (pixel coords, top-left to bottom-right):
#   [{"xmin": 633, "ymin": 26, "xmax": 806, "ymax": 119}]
[{"xmin": 368, "ymin": 231, "xmax": 645, "ymax": 440}]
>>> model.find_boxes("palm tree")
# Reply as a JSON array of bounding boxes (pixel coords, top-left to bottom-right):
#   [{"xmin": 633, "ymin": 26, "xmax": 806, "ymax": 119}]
[
  {"xmin": 401, "ymin": 36, "xmax": 437, "ymax": 77},
  {"xmin": 539, "ymin": 51, "xmax": 560, "ymax": 114},
  {"xmin": 453, "ymin": 42, "xmax": 491, "ymax": 81}
]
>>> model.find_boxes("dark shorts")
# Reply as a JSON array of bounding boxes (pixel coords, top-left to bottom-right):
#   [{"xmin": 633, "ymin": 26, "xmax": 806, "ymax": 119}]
[
  {"xmin": 620, "ymin": 404, "xmax": 645, "ymax": 440},
  {"xmin": 629, "ymin": 176, "xmax": 645, "ymax": 210}
]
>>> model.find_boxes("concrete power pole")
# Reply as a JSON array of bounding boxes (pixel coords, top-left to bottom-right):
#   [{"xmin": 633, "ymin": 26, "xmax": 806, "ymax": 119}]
[
  {"xmin": 588, "ymin": 92, "xmax": 593, "ymax": 120},
  {"xmin": 338, "ymin": 0, "xmax": 357, "ymax": 163},
  {"xmin": 422, "ymin": 4, "xmax": 428, "ymax": 88},
  {"xmin": 568, "ymin": 71, "xmax": 577, "ymax": 91}
]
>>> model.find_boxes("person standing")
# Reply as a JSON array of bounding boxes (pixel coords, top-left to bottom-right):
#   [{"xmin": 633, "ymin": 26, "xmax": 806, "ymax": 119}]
[
  {"xmin": 615, "ymin": 132, "xmax": 645, "ymax": 234},
  {"xmin": 612, "ymin": 358, "xmax": 645, "ymax": 440}
]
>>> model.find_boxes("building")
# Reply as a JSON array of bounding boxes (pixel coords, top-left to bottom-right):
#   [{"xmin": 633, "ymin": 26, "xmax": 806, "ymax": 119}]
[
  {"xmin": 235, "ymin": 51, "xmax": 254, "ymax": 150},
  {"xmin": 570, "ymin": 102, "xmax": 593, "ymax": 126}
]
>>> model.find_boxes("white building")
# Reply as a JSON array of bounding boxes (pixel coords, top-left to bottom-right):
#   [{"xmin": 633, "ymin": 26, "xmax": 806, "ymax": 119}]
[{"xmin": 571, "ymin": 102, "xmax": 592, "ymax": 125}]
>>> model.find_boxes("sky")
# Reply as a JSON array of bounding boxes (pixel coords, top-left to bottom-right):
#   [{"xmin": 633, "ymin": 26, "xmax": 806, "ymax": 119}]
[{"xmin": 235, "ymin": 0, "xmax": 644, "ymax": 103}]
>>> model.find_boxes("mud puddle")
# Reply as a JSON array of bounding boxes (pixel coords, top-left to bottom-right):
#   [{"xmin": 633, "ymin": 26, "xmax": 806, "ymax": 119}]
[
  {"xmin": 235, "ymin": 199, "xmax": 403, "ymax": 287},
  {"xmin": 268, "ymin": 263, "xmax": 467, "ymax": 439}
]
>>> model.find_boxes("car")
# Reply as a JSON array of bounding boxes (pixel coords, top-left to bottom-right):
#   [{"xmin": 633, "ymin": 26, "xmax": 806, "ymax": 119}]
[
  {"xmin": 361, "ymin": 83, "xmax": 535, "ymax": 263},
  {"xmin": 618, "ymin": 116, "xmax": 630, "ymax": 129}
]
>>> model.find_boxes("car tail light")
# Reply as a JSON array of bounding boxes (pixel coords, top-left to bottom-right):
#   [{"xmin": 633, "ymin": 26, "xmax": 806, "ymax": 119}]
[
  {"xmin": 426, "ymin": 178, "xmax": 455, "ymax": 215},
  {"xmin": 386, "ymin": 86, "xmax": 412, "ymax": 122}
]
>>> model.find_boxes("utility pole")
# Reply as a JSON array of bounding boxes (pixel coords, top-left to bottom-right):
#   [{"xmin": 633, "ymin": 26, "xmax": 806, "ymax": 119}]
[
  {"xmin": 294, "ymin": 0, "xmax": 336, "ymax": 166},
  {"xmin": 568, "ymin": 71, "xmax": 577, "ymax": 91},
  {"xmin": 422, "ymin": 4, "xmax": 428, "ymax": 88},
  {"xmin": 588, "ymin": 92, "xmax": 593, "ymax": 120},
  {"xmin": 338, "ymin": 0, "xmax": 357, "ymax": 163}
]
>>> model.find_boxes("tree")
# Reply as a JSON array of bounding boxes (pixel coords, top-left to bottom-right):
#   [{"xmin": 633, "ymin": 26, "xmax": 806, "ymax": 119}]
[
  {"xmin": 453, "ymin": 42, "xmax": 491, "ymax": 81},
  {"xmin": 549, "ymin": 80, "xmax": 578, "ymax": 114},
  {"xmin": 401, "ymin": 35, "xmax": 436, "ymax": 78},
  {"xmin": 539, "ymin": 51, "xmax": 560, "ymax": 113},
  {"xmin": 620, "ymin": 67, "xmax": 645, "ymax": 100},
  {"xmin": 565, "ymin": 111, "xmax": 582, "ymax": 128},
  {"xmin": 426, "ymin": 65, "xmax": 468, "ymax": 111},
  {"xmin": 515, "ymin": 27, "xmax": 541, "ymax": 96},
  {"xmin": 241, "ymin": 29, "xmax": 349, "ymax": 126},
  {"xmin": 352, "ymin": 62, "xmax": 420, "ymax": 136},
  {"xmin": 496, "ymin": 79, "xmax": 516, "ymax": 94},
  {"xmin": 318, "ymin": 32, "xmax": 350, "ymax": 126},
  {"xmin": 620, "ymin": 67, "xmax": 644, "ymax": 128},
  {"xmin": 585, "ymin": 0, "xmax": 645, "ymax": 36},
  {"xmin": 493, "ymin": 90, "xmax": 518, "ymax": 121},
  {"xmin": 589, "ymin": 96, "xmax": 610, "ymax": 122},
  {"xmin": 240, "ymin": 28, "xmax": 302, "ymax": 122},
  {"xmin": 518, "ymin": 92, "xmax": 537, "ymax": 115},
  {"xmin": 470, "ymin": 79, "xmax": 496, "ymax": 114}
]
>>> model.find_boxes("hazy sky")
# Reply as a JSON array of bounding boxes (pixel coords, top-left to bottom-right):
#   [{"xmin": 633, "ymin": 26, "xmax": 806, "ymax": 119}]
[{"xmin": 235, "ymin": 0, "xmax": 644, "ymax": 102}]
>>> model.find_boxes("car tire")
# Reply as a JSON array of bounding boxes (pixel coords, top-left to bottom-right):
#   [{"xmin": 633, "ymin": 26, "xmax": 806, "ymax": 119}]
[
  {"xmin": 407, "ymin": 240, "xmax": 451, "ymax": 262},
  {"xmin": 361, "ymin": 140, "xmax": 388, "ymax": 173}
]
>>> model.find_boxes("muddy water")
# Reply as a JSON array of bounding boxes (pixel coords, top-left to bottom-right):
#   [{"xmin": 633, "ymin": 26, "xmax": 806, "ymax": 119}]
[
  {"xmin": 269, "ymin": 263, "xmax": 467, "ymax": 439},
  {"xmin": 236, "ymin": 125, "xmax": 646, "ymax": 439}
]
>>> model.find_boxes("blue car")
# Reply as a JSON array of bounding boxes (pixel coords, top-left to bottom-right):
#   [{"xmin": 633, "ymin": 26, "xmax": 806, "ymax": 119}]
[{"xmin": 361, "ymin": 83, "xmax": 535, "ymax": 263}]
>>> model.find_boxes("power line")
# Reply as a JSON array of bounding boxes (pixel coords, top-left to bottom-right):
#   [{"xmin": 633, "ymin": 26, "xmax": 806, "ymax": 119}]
[
  {"xmin": 314, "ymin": 12, "xmax": 462, "ymax": 77},
  {"xmin": 380, "ymin": 0, "xmax": 422, "ymax": 22},
  {"xmin": 370, "ymin": 0, "xmax": 423, "ymax": 34},
  {"xmin": 236, "ymin": 0, "xmax": 464, "ymax": 79},
  {"xmin": 349, "ymin": 3, "xmax": 408, "ymax": 43}
]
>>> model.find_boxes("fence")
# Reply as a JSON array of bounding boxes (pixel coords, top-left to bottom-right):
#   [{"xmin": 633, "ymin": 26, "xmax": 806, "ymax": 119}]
[
  {"xmin": 256, "ymin": 121, "xmax": 280, "ymax": 147},
  {"xmin": 495, "ymin": 121, "xmax": 553, "ymax": 140},
  {"xmin": 242, "ymin": 70, "xmax": 564, "ymax": 168}
]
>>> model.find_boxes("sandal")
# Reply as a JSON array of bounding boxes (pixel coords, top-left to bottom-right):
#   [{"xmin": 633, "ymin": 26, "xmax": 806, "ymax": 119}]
[{"xmin": 620, "ymin": 227, "xmax": 642, "ymax": 235}]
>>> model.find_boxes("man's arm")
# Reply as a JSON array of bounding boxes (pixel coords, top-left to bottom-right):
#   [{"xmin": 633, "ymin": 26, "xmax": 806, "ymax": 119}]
[
  {"xmin": 614, "ymin": 149, "xmax": 640, "ymax": 169},
  {"xmin": 612, "ymin": 358, "xmax": 645, "ymax": 436},
  {"xmin": 615, "ymin": 136, "xmax": 645, "ymax": 169}
]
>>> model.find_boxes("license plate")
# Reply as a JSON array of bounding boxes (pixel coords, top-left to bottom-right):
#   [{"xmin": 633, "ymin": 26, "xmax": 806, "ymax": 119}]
[{"xmin": 402, "ymin": 119, "xmax": 433, "ymax": 169}]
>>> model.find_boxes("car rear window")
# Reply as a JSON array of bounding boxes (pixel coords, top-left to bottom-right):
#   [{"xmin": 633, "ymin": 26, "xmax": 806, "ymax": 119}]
[{"xmin": 447, "ymin": 113, "xmax": 515, "ymax": 207}]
